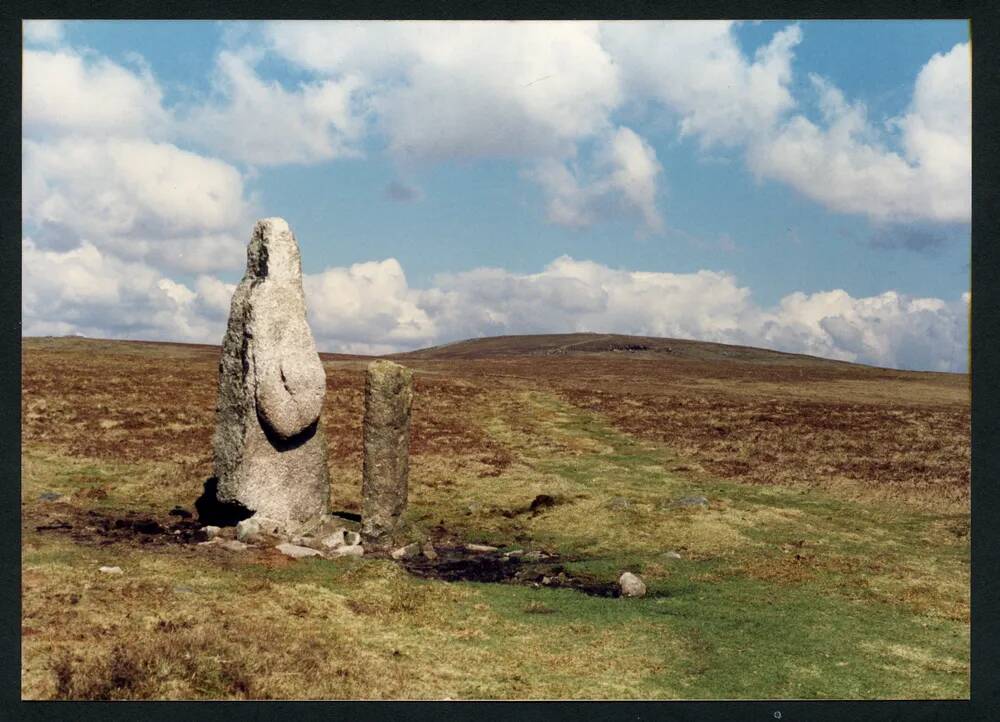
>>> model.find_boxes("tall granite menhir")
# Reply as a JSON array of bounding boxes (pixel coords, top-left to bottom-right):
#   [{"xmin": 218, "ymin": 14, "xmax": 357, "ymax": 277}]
[
  {"xmin": 212, "ymin": 218, "xmax": 330, "ymax": 527},
  {"xmin": 361, "ymin": 360, "xmax": 413, "ymax": 547}
]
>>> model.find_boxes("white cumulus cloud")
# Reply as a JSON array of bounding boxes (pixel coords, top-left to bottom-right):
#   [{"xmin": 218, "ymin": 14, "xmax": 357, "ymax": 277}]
[
  {"xmin": 22, "ymin": 246, "xmax": 968, "ymax": 372},
  {"xmin": 528, "ymin": 127, "xmax": 664, "ymax": 231},
  {"xmin": 23, "ymin": 137, "xmax": 250, "ymax": 273},
  {"xmin": 177, "ymin": 50, "xmax": 368, "ymax": 166},
  {"xmin": 22, "ymin": 238, "xmax": 220, "ymax": 342},
  {"xmin": 747, "ymin": 42, "xmax": 970, "ymax": 224},
  {"xmin": 23, "ymin": 20, "xmax": 65, "ymax": 46},
  {"xmin": 23, "ymin": 48, "xmax": 169, "ymax": 138},
  {"xmin": 22, "ymin": 44, "xmax": 256, "ymax": 276},
  {"xmin": 600, "ymin": 21, "xmax": 801, "ymax": 147}
]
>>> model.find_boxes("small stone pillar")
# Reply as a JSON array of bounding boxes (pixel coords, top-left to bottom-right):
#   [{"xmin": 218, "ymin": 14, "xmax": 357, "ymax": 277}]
[{"xmin": 361, "ymin": 360, "xmax": 413, "ymax": 547}]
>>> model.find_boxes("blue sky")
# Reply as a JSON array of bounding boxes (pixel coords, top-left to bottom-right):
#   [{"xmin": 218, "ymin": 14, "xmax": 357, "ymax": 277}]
[{"xmin": 21, "ymin": 20, "xmax": 970, "ymax": 370}]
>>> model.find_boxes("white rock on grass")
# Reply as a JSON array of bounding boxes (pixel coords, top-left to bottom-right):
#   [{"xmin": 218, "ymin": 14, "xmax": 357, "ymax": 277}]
[
  {"xmin": 275, "ymin": 542, "xmax": 323, "ymax": 559},
  {"xmin": 219, "ymin": 540, "xmax": 250, "ymax": 552},
  {"xmin": 202, "ymin": 525, "xmax": 222, "ymax": 540},
  {"xmin": 465, "ymin": 543, "xmax": 498, "ymax": 553},
  {"xmin": 99, "ymin": 566, "xmax": 123, "ymax": 575},
  {"xmin": 619, "ymin": 572, "xmax": 646, "ymax": 598}
]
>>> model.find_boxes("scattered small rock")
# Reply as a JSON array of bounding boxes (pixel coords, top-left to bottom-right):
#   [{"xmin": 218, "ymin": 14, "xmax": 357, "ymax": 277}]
[
  {"xmin": 674, "ymin": 495, "xmax": 709, "ymax": 508},
  {"xmin": 466, "ymin": 543, "xmax": 499, "ymax": 553},
  {"xmin": 521, "ymin": 550, "xmax": 547, "ymax": 562},
  {"xmin": 275, "ymin": 542, "xmax": 323, "ymax": 559},
  {"xmin": 619, "ymin": 572, "xmax": 646, "ymax": 598},
  {"xmin": 504, "ymin": 549, "xmax": 525, "ymax": 558},
  {"xmin": 99, "ymin": 566, "xmax": 123, "ymax": 575},
  {"xmin": 235, "ymin": 518, "xmax": 259, "ymax": 542},
  {"xmin": 38, "ymin": 492, "xmax": 62, "ymax": 502},
  {"xmin": 391, "ymin": 543, "xmax": 422, "ymax": 560},
  {"xmin": 173, "ymin": 585, "xmax": 194, "ymax": 594},
  {"xmin": 421, "ymin": 543, "xmax": 438, "ymax": 561},
  {"xmin": 320, "ymin": 529, "xmax": 347, "ymax": 549},
  {"xmin": 662, "ymin": 551, "xmax": 683, "ymax": 560},
  {"xmin": 219, "ymin": 540, "xmax": 249, "ymax": 552},
  {"xmin": 168, "ymin": 506, "xmax": 192, "ymax": 519},
  {"xmin": 201, "ymin": 525, "xmax": 222, "ymax": 540},
  {"xmin": 466, "ymin": 502, "xmax": 482, "ymax": 515}
]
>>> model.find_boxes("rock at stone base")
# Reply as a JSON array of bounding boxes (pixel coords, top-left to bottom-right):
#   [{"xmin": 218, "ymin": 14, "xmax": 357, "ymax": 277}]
[
  {"xmin": 320, "ymin": 529, "xmax": 346, "ymax": 549},
  {"xmin": 329, "ymin": 544, "xmax": 364, "ymax": 558},
  {"xmin": 237, "ymin": 515, "xmax": 282, "ymax": 543},
  {"xmin": 99, "ymin": 566, "xmax": 123, "ymax": 575},
  {"xmin": 619, "ymin": 572, "xmax": 646, "ymax": 598},
  {"xmin": 201, "ymin": 525, "xmax": 222, "ymax": 540},
  {"xmin": 295, "ymin": 513, "xmax": 352, "ymax": 539},
  {"xmin": 275, "ymin": 542, "xmax": 323, "ymax": 559},
  {"xmin": 466, "ymin": 543, "xmax": 499, "ymax": 553},
  {"xmin": 219, "ymin": 540, "xmax": 250, "ymax": 552},
  {"xmin": 422, "ymin": 543, "xmax": 438, "ymax": 560},
  {"xmin": 391, "ymin": 542, "xmax": 421, "ymax": 560}
]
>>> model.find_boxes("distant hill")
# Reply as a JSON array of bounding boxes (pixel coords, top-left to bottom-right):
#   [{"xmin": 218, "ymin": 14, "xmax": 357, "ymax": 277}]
[
  {"xmin": 23, "ymin": 332, "xmax": 956, "ymax": 375},
  {"xmin": 392, "ymin": 332, "xmax": 860, "ymax": 368}
]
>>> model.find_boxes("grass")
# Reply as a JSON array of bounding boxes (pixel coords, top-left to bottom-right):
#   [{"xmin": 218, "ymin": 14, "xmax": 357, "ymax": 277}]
[{"xmin": 20, "ymin": 337, "xmax": 969, "ymax": 699}]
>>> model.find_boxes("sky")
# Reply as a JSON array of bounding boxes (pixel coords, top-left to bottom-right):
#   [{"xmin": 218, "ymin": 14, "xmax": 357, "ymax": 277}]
[{"xmin": 21, "ymin": 19, "xmax": 971, "ymax": 371}]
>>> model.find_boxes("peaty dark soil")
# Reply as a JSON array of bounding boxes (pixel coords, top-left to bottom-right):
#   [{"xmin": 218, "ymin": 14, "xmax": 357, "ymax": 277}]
[
  {"xmin": 31, "ymin": 506, "xmax": 209, "ymax": 547},
  {"xmin": 399, "ymin": 546, "xmax": 623, "ymax": 597}
]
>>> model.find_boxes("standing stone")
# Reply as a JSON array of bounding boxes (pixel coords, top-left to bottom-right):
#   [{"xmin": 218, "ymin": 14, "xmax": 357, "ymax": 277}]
[
  {"xmin": 212, "ymin": 218, "xmax": 330, "ymax": 529},
  {"xmin": 361, "ymin": 360, "xmax": 413, "ymax": 547}
]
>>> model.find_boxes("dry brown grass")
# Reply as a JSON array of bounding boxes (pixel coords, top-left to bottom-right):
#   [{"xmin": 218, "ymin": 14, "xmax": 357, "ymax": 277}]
[
  {"xmin": 24, "ymin": 336, "xmax": 967, "ymax": 512},
  {"xmin": 394, "ymin": 353, "xmax": 969, "ymax": 511}
]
